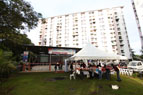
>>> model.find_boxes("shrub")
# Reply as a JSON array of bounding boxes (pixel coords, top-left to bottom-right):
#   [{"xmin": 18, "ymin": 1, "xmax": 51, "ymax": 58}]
[{"xmin": 0, "ymin": 49, "xmax": 16, "ymax": 79}]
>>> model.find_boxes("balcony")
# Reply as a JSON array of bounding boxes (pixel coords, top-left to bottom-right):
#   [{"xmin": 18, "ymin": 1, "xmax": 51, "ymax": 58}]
[
  {"xmin": 120, "ymin": 44, "xmax": 124, "ymax": 47},
  {"xmin": 115, "ymin": 18, "xmax": 119, "ymax": 22}
]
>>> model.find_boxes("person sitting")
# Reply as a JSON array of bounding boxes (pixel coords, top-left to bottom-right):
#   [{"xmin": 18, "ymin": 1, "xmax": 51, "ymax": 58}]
[
  {"xmin": 88, "ymin": 63, "xmax": 92, "ymax": 68},
  {"xmin": 83, "ymin": 62, "xmax": 86, "ymax": 68},
  {"xmin": 80, "ymin": 69, "xmax": 84, "ymax": 80},
  {"xmin": 89, "ymin": 67, "xmax": 94, "ymax": 78}
]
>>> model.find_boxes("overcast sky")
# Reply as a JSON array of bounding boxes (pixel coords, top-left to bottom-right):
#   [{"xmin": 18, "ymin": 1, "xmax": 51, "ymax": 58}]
[{"xmin": 25, "ymin": 0, "xmax": 141, "ymax": 54}]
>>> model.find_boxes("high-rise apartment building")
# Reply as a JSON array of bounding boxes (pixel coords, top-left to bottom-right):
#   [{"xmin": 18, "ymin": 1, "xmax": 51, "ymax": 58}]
[
  {"xmin": 132, "ymin": 0, "xmax": 143, "ymax": 49},
  {"xmin": 38, "ymin": 6, "xmax": 132, "ymax": 59}
]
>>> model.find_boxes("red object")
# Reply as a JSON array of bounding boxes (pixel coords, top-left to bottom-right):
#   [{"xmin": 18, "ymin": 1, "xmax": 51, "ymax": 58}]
[
  {"xmin": 102, "ymin": 67, "xmax": 106, "ymax": 72},
  {"xmin": 49, "ymin": 64, "xmax": 51, "ymax": 71},
  {"xmin": 23, "ymin": 64, "xmax": 25, "ymax": 71}
]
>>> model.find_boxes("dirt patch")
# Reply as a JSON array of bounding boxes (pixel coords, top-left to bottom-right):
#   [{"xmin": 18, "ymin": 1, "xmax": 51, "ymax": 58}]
[
  {"xmin": 69, "ymin": 88, "xmax": 75, "ymax": 92},
  {"xmin": 45, "ymin": 76, "xmax": 66, "ymax": 82},
  {"xmin": 53, "ymin": 77, "xmax": 66, "ymax": 80},
  {"xmin": 45, "ymin": 78, "xmax": 56, "ymax": 82}
]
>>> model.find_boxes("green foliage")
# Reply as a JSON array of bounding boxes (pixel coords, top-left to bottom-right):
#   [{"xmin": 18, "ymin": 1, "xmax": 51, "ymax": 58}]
[
  {"xmin": 133, "ymin": 55, "xmax": 142, "ymax": 60},
  {"xmin": 0, "ymin": 0, "xmax": 42, "ymax": 61},
  {"xmin": 0, "ymin": 0, "xmax": 39, "ymax": 45},
  {"xmin": 0, "ymin": 32, "xmax": 33, "ymax": 61},
  {"xmin": 0, "ymin": 0, "xmax": 42, "ymax": 32},
  {"xmin": 28, "ymin": 51, "xmax": 37, "ymax": 63},
  {"xmin": 2, "ymin": 32, "xmax": 32, "ymax": 45},
  {"xmin": 1, "ymin": 32, "xmax": 33, "ymax": 49},
  {"xmin": 131, "ymin": 49, "xmax": 143, "ymax": 61},
  {"xmin": 0, "ymin": 49, "xmax": 16, "ymax": 79}
]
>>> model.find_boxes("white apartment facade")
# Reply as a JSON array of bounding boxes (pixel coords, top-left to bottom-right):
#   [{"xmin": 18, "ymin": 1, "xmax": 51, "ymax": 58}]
[
  {"xmin": 132, "ymin": 0, "xmax": 143, "ymax": 49},
  {"xmin": 38, "ymin": 6, "xmax": 132, "ymax": 59}
]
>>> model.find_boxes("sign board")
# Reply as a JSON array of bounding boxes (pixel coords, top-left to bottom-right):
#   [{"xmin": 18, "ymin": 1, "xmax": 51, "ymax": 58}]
[{"xmin": 48, "ymin": 48, "xmax": 76, "ymax": 55}]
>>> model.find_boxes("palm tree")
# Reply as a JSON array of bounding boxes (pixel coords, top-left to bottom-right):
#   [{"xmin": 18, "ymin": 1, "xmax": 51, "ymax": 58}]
[{"xmin": 0, "ymin": 49, "xmax": 16, "ymax": 84}]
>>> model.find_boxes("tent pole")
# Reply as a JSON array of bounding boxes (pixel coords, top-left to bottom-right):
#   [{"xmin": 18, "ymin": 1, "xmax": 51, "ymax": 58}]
[{"xmin": 64, "ymin": 59, "xmax": 68, "ymax": 72}]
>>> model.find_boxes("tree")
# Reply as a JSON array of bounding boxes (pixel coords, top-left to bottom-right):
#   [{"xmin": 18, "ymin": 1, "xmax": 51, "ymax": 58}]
[
  {"xmin": 131, "ymin": 49, "xmax": 136, "ymax": 60},
  {"xmin": 0, "ymin": 32, "xmax": 34, "ymax": 61},
  {"xmin": 0, "ymin": 0, "xmax": 42, "ymax": 42},
  {"xmin": 0, "ymin": 0, "xmax": 42, "ymax": 60},
  {"xmin": 131, "ymin": 49, "xmax": 142, "ymax": 61},
  {"xmin": 0, "ymin": 0, "xmax": 42, "ymax": 32}
]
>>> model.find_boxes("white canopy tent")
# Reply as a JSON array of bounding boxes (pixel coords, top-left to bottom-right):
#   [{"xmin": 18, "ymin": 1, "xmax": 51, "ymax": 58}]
[
  {"xmin": 68, "ymin": 43, "xmax": 128, "ymax": 60},
  {"xmin": 64, "ymin": 43, "xmax": 128, "ymax": 72}
]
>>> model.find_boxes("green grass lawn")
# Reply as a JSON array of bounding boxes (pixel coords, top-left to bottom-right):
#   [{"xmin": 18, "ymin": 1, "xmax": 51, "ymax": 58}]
[{"xmin": 1, "ymin": 72, "xmax": 143, "ymax": 95}]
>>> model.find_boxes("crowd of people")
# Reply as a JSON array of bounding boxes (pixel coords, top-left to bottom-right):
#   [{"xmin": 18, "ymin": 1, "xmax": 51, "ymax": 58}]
[{"xmin": 69, "ymin": 61, "xmax": 122, "ymax": 82}]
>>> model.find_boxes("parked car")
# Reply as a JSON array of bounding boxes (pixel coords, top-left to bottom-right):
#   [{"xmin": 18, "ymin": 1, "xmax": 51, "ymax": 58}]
[{"xmin": 127, "ymin": 61, "xmax": 143, "ymax": 72}]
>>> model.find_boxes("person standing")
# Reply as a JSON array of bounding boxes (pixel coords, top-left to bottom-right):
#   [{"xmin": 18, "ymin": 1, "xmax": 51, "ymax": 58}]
[
  {"xmin": 104, "ymin": 64, "xmax": 111, "ymax": 80},
  {"xmin": 57, "ymin": 62, "xmax": 60, "ymax": 70},
  {"xmin": 54, "ymin": 64, "xmax": 57, "ymax": 72},
  {"xmin": 97, "ymin": 63, "xmax": 102, "ymax": 79},
  {"xmin": 111, "ymin": 64, "xmax": 121, "ymax": 82},
  {"xmin": 70, "ymin": 63, "xmax": 73, "ymax": 71}
]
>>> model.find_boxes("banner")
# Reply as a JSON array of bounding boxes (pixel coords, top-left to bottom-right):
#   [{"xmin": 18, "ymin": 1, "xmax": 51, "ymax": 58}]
[
  {"xmin": 23, "ymin": 51, "xmax": 29, "ymax": 62},
  {"xmin": 48, "ymin": 48, "xmax": 76, "ymax": 55}
]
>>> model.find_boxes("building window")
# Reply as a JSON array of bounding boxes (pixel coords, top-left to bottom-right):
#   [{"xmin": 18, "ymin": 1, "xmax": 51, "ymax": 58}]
[
  {"xmin": 121, "ymin": 50, "xmax": 124, "ymax": 53},
  {"xmin": 93, "ymin": 22, "xmax": 95, "ymax": 24},
  {"xmin": 114, "ymin": 12, "xmax": 117, "ymax": 15},
  {"xmin": 116, "ymin": 18, "xmax": 119, "ymax": 22},
  {"xmin": 118, "ymin": 32, "xmax": 121, "ymax": 35},
  {"xmin": 117, "ymin": 28, "xmax": 120, "ymax": 31},
  {"xmin": 119, "ymin": 36, "xmax": 122, "ymax": 39}
]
